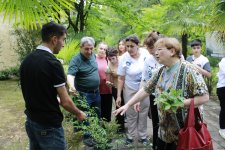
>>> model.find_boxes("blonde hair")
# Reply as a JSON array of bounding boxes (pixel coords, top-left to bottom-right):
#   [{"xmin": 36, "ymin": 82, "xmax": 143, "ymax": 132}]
[{"xmin": 154, "ymin": 37, "xmax": 182, "ymax": 58}]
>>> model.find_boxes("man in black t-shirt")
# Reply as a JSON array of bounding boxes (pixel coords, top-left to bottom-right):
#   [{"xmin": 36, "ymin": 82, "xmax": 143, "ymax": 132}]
[{"xmin": 20, "ymin": 22, "xmax": 86, "ymax": 150}]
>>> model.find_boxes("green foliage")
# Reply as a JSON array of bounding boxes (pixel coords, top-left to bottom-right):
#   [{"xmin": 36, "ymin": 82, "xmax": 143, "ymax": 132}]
[
  {"xmin": 210, "ymin": 1, "xmax": 225, "ymax": 42},
  {"xmin": 13, "ymin": 28, "xmax": 40, "ymax": 62},
  {"xmin": 0, "ymin": 0, "xmax": 74, "ymax": 29},
  {"xmin": 64, "ymin": 94, "xmax": 122, "ymax": 149},
  {"xmin": 211, "ymin": 66, "xmax": 219, "ymax": 95},
  {"xmin": 56, "ymin": 38, "xmax": 80, "ymax": 64},
  {"xmin": 154, "ymin": 89, "xmax": 184, "ymax": 113},
  {"xmin": 0, "ymin": 66, "xmax": 19, "ymax": 80},
  {"xmin": 208, "ymin": 56, "xmax": 221, "ymax": 67}
]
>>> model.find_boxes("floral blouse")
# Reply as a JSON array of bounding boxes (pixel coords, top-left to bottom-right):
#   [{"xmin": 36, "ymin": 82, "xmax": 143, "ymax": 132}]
[{"xmin": 144, "ymin": 60, "xmax": 208, "ymax": 143}]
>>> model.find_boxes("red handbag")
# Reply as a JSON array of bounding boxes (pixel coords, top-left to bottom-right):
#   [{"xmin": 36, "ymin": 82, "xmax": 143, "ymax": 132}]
[{"xmin": 176, "ymin": 99, "xmax": 213, "ymax": 150}]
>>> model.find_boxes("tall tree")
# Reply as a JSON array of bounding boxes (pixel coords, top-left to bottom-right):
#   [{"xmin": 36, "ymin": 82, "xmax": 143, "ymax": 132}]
[
  {"xmin": 66, "ymin": 0, "xmax": 93, "ymax": 33},
  {"xmin": 140, "ymin": 0, "xmax": 215, "ymax": 58}
]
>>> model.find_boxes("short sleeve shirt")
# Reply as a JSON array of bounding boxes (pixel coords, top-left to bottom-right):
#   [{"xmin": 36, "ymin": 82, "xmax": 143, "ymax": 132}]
[
  {"xmin": 142, "ymin": 54, "xmax": 162, "ymax": 81},
  {"xmin": 68, "ymin": 52, "xmax": 100, "ymax": 91},
  {"xmin": 186, "ymin": 55, "xmax": 211, "ymax": 72},
  {"xmin": 117, "ymin": 48, "xmax": 148, "ymax": 91},
  {"xmin": 20, "ymin": 45, "xmax": 66, "ymax": 127}
]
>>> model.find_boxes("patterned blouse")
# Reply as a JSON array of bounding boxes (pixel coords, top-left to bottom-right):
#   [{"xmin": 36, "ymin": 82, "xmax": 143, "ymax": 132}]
[{"xmin": 144, "ymin": 60, "xmax": 208, "ymax": 143}]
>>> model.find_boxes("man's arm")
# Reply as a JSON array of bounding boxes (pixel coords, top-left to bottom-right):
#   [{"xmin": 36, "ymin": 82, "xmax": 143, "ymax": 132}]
[
  {"xmin": 56, "ymin": 85, "xmax": 85, "ymax": 121},
  {"xmin": 67, "ymin": 74, "xmax": 77, "ymax": 95}
]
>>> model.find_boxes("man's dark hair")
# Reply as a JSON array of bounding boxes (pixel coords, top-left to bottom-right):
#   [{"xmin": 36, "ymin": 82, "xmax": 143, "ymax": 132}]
[
  {"xmin": 125, "ymin": 34, "xmax": 140, "ymax": 45},
  {"xmin": 41, "ymin": 21, "xmax": 67, "ymax": 42},
  {"xmin": 190, "ymin": 39, "xmax": 202, "ymax": 47}
]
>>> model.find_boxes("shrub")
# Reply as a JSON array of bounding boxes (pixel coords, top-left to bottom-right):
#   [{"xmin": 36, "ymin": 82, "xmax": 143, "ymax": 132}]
[
  {"xmin": 13, "ymin": 28, "xmax": 40, "ymax": 62},
  {"xmin": 0, "ymin": 66, "xmax": 20, "ymax": 80},
  {"xmin": 208, "ymin": 56, "xmax": 221, "ymax": 67},
  {"xmin": 63, "ymin": 94, "xmax": 123, "ymax": 149}
]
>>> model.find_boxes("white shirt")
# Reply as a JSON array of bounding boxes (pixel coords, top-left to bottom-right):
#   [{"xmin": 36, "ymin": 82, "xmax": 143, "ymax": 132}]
[
  {"xmin": 217, "ymin": 58, "xmax": 225, "ymax": 88},
  {"xmin": 117, "ymin": 48, "xmax": 147, "ymax": 91},
  {"xmin": 142, "ymin": 54, "xmax": 162, "ymax": 81},
  {"xmin": 37, "ymin": 45, "xmax": 53, "ymax": 54},
  {"xmin": 187, "ymin": 55, "xmax": 211, "ymax": 72}
]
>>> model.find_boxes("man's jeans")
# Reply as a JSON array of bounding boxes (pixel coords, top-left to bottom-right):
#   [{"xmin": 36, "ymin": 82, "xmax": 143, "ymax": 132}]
[{"xmin": 25, "ymin": 118, "xmax": 66, "ymax": 150}]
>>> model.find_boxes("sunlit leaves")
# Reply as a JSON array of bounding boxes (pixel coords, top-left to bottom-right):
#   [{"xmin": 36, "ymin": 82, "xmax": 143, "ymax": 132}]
[
  {"xmin": 56, "ymin": 38, "xmax": 80, "ymax": 63},
  {"xmin": 0, "ymin": 0, "xmax": 74, "ymax": 30}
]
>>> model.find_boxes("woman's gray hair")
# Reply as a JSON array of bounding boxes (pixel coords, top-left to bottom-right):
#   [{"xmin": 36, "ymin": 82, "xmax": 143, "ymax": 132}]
[{"xmin": 80, "ymin": 36, "xmax": 95, "ymax": 47}]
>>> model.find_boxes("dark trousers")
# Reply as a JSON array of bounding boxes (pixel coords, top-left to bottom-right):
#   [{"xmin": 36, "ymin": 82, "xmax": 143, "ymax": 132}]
[
  {"xmin": 217, "ymin": 87, "xmax": 225, "ymax": 129},
  {"xmin": 112, "ymin": 87, "xmax": 125, "ymax": 131},
  {"xmin": 25, "ymin": 118, "xmax": 66, "ymax": 150},
  {"xmin": 157, "ymin": 138, "xmax": 176, "ymax": 150},
  {"xmin": 101, "ymin": 94, "xmax": 113, "ymax": 122},
  {"xmin": 150, "ymin": 94, "xmax": 159, "ymax": 150}
]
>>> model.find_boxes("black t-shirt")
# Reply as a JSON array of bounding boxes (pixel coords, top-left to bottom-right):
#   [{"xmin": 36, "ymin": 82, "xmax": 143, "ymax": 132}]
[{"xmin": 20, "ymin": 49, "xmax": 66, "ymax": 127}]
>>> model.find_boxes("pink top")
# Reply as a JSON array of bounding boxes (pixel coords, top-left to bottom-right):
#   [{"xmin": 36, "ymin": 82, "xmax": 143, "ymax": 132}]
[{"xmin": 96, "ymin": 56, "xmax": 112, "ymax": 94}]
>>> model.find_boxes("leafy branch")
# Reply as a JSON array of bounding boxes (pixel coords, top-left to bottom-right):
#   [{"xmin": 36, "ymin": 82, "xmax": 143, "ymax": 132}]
[
  {"xmin": 65, "ymin": 94, "xmax": 123, "ymax": 149},
  {"xmin": 154, "ymin": 89, "xmax": 184, "ymax": 113}
]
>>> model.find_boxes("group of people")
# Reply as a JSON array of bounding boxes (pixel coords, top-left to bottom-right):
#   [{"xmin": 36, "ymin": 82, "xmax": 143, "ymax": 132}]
[{"xmin": 19, "ymin": 21, "xmax": 225, "ymax": 150}]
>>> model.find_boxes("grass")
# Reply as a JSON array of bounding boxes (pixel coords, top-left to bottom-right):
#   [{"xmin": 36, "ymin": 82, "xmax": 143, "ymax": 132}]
[
  {"xmin": 0, "ymin": 79, "xmax": 84, "ymax": 150},
  {"xmin": 0, "ymin": 79, "xmax": 28, "ymax": 150}
]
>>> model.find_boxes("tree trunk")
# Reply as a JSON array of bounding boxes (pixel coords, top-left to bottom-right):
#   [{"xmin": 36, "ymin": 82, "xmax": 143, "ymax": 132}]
[
  {"xmin": 181, "ymin": 33, "xmax": 188, "ymax": 59},
  {"xmin": 79, "ymin": 0, "xmax": 85, "ymax": 32}
]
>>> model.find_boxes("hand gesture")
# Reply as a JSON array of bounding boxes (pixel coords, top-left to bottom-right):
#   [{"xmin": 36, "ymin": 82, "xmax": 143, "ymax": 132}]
[
  {"xmin": 106, "ymin": 81, "xmax": 113, "ymax": 87},
  {"xmin": 69, "ymin": 86, "xmax": 78, "ymax": 96},
  {"xmin": 113, "ymin": 104, "xmax": 129, "ymax": 116},
  {"xmin": 134, "ymin": 102, "xmax": 140, "ymax": 112},
  {"xmin": 76, "ymin": 110, "xmax": 86, "ymax": 121}
]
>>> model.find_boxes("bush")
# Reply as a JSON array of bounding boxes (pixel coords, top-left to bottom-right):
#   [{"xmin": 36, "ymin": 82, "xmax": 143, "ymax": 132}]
[
  {"xmin": 13, "ymin": 28, "xmax": 41, "ymax": 62},
  {"xmin": 0, "ymin": 66, "xmax": 20, "ymax": 80},
  {"xmin": 63, "ymin": 94, "xmax": 123, "ymax": 149},
  {"xmin": 208, "ymin": 56, "xmax": 221, "ymax": 67}
]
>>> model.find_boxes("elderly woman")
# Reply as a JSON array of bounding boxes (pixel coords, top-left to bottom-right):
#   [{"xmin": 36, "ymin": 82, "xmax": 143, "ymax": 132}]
[
  {"xmin": 116, "ymin": 35, "xmax": 150, "ymax": 145},
  {"xmin": 114, "ymin": 37, "xmax": 209, "ymax": 150},
  {"xmin": 96, "ymin": 42, "xmax": 112, "ymax": 122}
]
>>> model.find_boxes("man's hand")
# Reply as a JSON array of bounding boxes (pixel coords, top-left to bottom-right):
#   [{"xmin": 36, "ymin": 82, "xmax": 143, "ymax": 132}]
[
  {"xmin": 69, "ymin": 86, "xmax": 77, "ymax": 96},
  {"xmin": 76, "ymin": 111, "xmax": 86, "ymax": 121}
]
